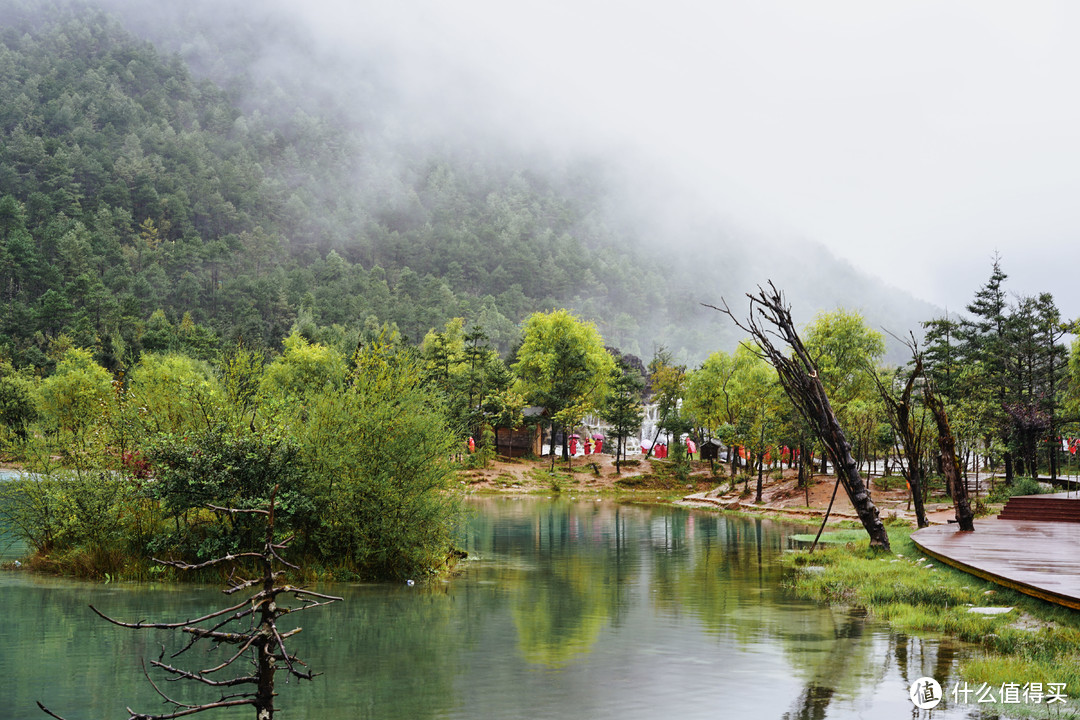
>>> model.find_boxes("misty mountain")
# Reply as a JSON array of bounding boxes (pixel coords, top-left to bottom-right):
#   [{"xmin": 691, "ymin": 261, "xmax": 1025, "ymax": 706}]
[{"xmin": 0, "ymin": 0, "xmax": 935, "ymax": 371}]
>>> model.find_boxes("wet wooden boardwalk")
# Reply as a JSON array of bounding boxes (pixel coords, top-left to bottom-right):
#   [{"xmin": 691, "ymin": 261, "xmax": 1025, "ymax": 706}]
[{"xmin": 912, "ymin": 516, "xmax": 1080, "ymax": 610}]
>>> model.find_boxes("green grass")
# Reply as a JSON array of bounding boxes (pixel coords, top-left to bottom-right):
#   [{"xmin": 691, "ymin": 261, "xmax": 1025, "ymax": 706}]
[
  {"xmin": 783, "ymin": 527, "xmax": 1080, "ymax": 703},
  {"xmin": 788, "ymin": 530, "xmax": 868, "ymax": 546}
]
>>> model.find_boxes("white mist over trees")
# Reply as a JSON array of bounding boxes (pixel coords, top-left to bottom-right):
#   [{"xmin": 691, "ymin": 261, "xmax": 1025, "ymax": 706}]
[{"xmin": 81, "ymin": 0, "xmax": 940, "ymax": 363}]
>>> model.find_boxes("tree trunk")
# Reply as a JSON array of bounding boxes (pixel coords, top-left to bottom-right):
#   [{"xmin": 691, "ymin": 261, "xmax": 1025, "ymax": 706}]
[
  {"xmin": 755, "ymin": 451, "xmax": 764, "ymax": 502},
  {"xmin": 711, "ymin": 285, "xmax": 890, "ymax": 550},
  {"xmin": 873, "ymin": 356, "xmax": 929, "ymax": 528},
  {"xmin": 256, "ymin": 605, "xmax": 277, "ymax": 719},
  {"xmin": 817, "ymin": 398, "xmax": 891, "ymax": 548},
  {"xmin": 924, "ymin": 383, "xmax": 975, "ymax": 532}
]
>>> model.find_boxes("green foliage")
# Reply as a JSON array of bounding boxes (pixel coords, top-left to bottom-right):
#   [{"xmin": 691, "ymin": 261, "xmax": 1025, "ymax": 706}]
[
  {"xmin": 221, "ymin": 341, "xmax": 265, "ymax": 420},
  {"xmin": 600, "ymin": 360, "xmax": 644, "ymax": 468},
  {"xmin": 127, "ymin": 352, "xmax": 222, "ymax": 435},
  {"xmin": 145, "ymin": 425, "xmax": 311, "ymax": 560},
  {"xmin": 0, "ymin": 3, "xmax": 729, "ymax": 371},
  {"xmin": 35, "ymin": 347, "xmax": 112, "ymax": 440},
  {"xmin": 423, "ymin": 319, "xmax": 515, "ymax": 442},
  {"xmin": 0, "ymin": 468, "xmax": 144, "ymax": 578},
  {"xmin": 684, "ymin": 349, "xmax": 737, "ymax": 439},
  {"xmin": 803, "ymin": 309, "xmax": 884, "ymax": 410},
  {"xmin": 3, "ymin": 326, "xmax": 461, "ymax": 580},
  {"xmin": 513, "ymin": 309, "xmax": 614, "ymax": 457},
  {"xmin": 259, "ymin": 332, "xmax": 346, "ymax": 402},
  {"xmin": 294, "ymin": 338, "xmax": 462, "ymax": 580},
  {"xmin": 668, "ymin": 438, "xmax": 691, "ymax": 483},
  {"xmin": 986, "ymin": 476, "xmax": 1048, "ymax": 504},
  {"xmin": 0, "ymin": 359, "xmax": 37, "ymax": 442}
]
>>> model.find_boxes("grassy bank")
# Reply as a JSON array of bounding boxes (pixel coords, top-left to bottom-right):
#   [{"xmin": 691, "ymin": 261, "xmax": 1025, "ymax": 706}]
[{"xmin": 783, "ymin": 527, "xmax": 1080, "ymax": 717}]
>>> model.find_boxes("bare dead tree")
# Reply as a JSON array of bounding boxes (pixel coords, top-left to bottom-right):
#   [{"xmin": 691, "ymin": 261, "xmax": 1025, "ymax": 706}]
[
  {"xmin": 707, "ymin": 283, "xmax": 890, "ymax": 550},
  {"xmin": 879, "ymin": 331, "xmax": 975, "ymax": 532},
  {"xmin": 38, "ymin": 489, "xmax": 342, "ymax": 720},
  {"xmin": 870, "ymin": 343, "xmax": 930, "ymax": 528}
]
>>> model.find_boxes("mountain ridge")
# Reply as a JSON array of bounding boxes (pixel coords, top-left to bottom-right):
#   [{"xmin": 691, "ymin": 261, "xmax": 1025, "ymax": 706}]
[{"xmin": 0, "ymin": 0, "xmax": 937, "ymax": 371}]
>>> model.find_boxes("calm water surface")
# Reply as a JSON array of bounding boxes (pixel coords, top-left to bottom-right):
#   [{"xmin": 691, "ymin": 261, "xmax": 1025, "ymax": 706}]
[{"xmin": 3, "ymin": 497, "xmax": 994, "ymax": 719}]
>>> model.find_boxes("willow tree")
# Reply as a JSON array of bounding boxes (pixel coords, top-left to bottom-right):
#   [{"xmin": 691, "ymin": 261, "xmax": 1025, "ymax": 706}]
[{"xmin": 711, "ymin": 284, "xmax": 890, "ymax": 550}]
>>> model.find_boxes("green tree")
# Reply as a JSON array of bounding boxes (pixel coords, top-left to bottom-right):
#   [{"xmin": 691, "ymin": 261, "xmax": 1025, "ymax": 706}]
[
  {"xmin": 0, "ymin": 360, "xmax": 37, "ymax": 444},
  {"xmin": 601, "ymin": 360, "xmax": 645, "ymax": 473},
  {"xmin": 804, "ymin": 309, "xmax": 885, "ymax": 473},
  {"xmin": 512, "ymin": 310, "xmax": 614, "ymax": 466},
  {"xmin": 259, "ymin": 331, "xmax": 346, "ymax": 403},
  {"xmin": 956, "ymin": 258, "xmax": 1014, "ymax": 481},
  {"xmin": 295, "ymin": 335, "xmax": 461, "ymax": 579},
  {"xmin": 128, "ymin": 352, "xmax": 223, "ymax": 435},
  {"xmin": 35, "ymin": 347, "xmax": 112, "ymax": 445},
  {"xmin": 726, "ymin": 345, "xmax": 782, "ymax": 500},
  {"xmin": 644, "ymin": 348, "xmax": 687, "ymax": 459},
  {"xmin": 685, "ymin": 350, "xmax": 738, "ymax": 445},
  {"xmin": 145, "ymin": 425, "xmax": 311, "ymax": 560},
  {"xmin": 140, "ymin": 308, "xmax": 174, "ymax": 353}
]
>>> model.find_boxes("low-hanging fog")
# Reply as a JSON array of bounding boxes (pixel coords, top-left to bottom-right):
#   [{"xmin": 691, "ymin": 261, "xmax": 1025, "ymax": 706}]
[
  {"xmin": 93, "ymin": 0, "xmax": 1078, "ymax": 359},
  {"xmin": 299, "ymin": 0, "xmax": 1075, "ymax": 314}
]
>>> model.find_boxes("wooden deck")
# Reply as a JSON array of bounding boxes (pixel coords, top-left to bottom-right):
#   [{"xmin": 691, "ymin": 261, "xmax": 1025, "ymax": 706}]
[{"xmin": 912, "ymin": 516, "xmax": 1080, "ymax": 610}]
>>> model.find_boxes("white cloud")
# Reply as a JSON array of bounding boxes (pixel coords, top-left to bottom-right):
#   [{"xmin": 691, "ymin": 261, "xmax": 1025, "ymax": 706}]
[{"xmin": 284, "ymin": 0, "xmax": 1080, "ymax": 314}]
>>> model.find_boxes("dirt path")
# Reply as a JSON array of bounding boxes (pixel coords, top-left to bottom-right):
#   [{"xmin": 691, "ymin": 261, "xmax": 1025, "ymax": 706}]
[{"xmin": 459, "ymin": 455, "xmax": 975, "ymax": 526}]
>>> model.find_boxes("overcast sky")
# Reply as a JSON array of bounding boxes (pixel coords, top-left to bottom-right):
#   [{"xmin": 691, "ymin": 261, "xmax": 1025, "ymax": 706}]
[{"xmin": 285, "ymin": 0, "xmax": 1080, "ymax": 318}]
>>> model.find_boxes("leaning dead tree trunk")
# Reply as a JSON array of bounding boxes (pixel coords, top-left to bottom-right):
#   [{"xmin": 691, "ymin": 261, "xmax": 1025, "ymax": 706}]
[
  {"xmin": 38, "ymin": 489, "xmax": 342, "ymax": 720},
  {"xmin": 709, "ymin": 283, "xmax": 890, "ymax": 550},
  {"xmin": 923, "ymin": 381, "xmax": 976, "ymax": 531},
  {"xmin": 871, "ymin": 352, "xmax": 930, "ymax": 528}
]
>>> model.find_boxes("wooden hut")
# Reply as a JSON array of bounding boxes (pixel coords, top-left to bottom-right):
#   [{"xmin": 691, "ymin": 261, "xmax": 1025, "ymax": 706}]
[
  {"xmin": 495, "ymin": 406, "xmax": 545, "ymax": 457},
  {"xmin": 700, "ymin": 438, "xmax": 724, "ymax": 462}
]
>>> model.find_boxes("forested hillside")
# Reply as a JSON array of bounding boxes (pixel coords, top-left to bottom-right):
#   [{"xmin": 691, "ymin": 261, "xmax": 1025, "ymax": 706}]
[{"xmin": 0, "ymin": 0, "xmax": 934, "ymax": 373}]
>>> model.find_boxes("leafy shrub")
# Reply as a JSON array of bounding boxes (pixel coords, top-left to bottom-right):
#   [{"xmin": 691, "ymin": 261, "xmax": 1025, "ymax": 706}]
[
  {"xmin": 986, "ymin": 476, "xmax": 1047, "ymax": 503},
  {"xmin": 145, "ymin": 425, "xmax": 311, "ymax": 560},
  {"xmin": 293, "ymin": 340, "xmax": 461, "ymax": 580}
]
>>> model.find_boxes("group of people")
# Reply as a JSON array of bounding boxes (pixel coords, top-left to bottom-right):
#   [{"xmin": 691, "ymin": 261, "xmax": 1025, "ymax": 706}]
[
  {"xmin": 568, "ymin": 435, "xmax": 603, "ymax": 455},
  {"xmin": 643, "ymin": 436, "xmax": 698, "ymax": 460}
]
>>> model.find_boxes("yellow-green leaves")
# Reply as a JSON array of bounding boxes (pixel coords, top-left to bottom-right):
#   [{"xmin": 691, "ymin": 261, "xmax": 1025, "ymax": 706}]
[
  {"xmin": 512, "ymin": 309, "xmax": 614, "ymax": 418},
  {"xmin": 128, "ymin": 352, "xmax": 222, "ymax": 434},
  {"xmin": 259, "ymin": 331, "xmax": 346, "ymax": 402},
  {"xmin": 36, "ymin": 348, "xmax": 111, "ymax": 437}
]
